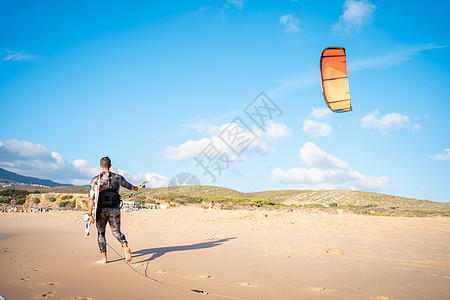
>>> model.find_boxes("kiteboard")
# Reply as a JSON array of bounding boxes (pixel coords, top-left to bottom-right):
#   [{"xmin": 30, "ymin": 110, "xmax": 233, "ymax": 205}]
[
  {"xmin": 84, "ymin": 213, "xmax": 91, "ymax": 237},
  {"xmin": 84, "ymin": 173, "xmax": 104, "ymax": 237}
]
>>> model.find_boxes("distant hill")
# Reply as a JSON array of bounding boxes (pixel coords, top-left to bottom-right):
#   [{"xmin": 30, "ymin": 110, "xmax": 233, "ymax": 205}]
[
  {"xmin": 0, "ymin": 167, "xmax": 70, "ymax": 188},
  {"xmin": 136, "ymin": 185, "xmax": 449, "ymax": 217}
]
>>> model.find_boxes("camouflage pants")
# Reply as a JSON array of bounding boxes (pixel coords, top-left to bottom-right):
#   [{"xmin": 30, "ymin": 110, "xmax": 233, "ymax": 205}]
[{"xmin": 96, "ymin": 207, "xmax": 127, "ymax": 253}]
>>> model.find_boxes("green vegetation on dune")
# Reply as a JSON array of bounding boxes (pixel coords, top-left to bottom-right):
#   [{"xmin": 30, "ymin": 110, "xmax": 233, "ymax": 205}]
[
  {"xmin": 0, "ymin": 189, "xmax": 42, "ymax": 205},
  {"xmin": 145, "ymin": 185, "xmax": 243, "ymax": 199},
  {"xmin": 171, "ymin": 196, "xmax": 283, "ymax": 209}
]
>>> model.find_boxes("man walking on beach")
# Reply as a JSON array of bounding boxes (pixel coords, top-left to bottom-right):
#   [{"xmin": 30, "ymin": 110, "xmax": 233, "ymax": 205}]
[{"xmin": 87, "ymin": 156, "xmax": 138, "ymax": 264}]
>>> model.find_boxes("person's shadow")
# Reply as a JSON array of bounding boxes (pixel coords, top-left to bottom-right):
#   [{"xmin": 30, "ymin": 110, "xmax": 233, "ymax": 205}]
[{"xmin": 109, "ymin": 237, "xmax": 237, "ymax": 264}]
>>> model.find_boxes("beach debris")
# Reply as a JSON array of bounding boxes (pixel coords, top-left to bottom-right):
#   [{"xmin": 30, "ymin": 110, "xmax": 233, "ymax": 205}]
[
  {"xmin": 20, "ymin": 276, "xmax": 32, "ymax": 285},
  {"xmin": 324, "ymin": 246, "xmax": 344, "ymax": 256},
  {"xmin": 191, "ymin": 289, "xmax": 209, "ymax": 295},
  {"xmin": 236, "ymin": 282, "xmax": 250, "ymax": 286},
  {"xmin": 42, "ymin": 291, "xmax": 55, "ymax": 299},
  {"xmin": 155, "ymin": 269, "xmax": 166, "ymax": 273},
  {"xmin": 235, "ymin": 282, "xmax": 257, "ymax": 287}
]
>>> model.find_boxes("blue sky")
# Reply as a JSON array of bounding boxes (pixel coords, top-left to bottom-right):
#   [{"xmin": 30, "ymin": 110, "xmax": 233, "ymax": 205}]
[{"xmin": 1, "ymin": 0, "xmax": 449, "ymax": 202}]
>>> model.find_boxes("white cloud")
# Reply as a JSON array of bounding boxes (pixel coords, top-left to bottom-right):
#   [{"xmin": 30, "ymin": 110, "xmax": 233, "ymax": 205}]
[
  {"xmin": 164, "ymin": 123, "xmax": 259, "ymax": 162},
  {"xmin": 72, "ymin": 158, "xmax": 98, "ymax": 176},
  {"xmin": 228, "ymin": 0, "xmax": 244, "ymax": 10},
  {"xmin": 144, "ymin": 173, "xmax": 170, "ymax": 187},
  {"xmin": 268, "ymin": 71, "xmax": 318, "ymax": 98},
  {"xmin": 300, "ymin": 142, "xmax": 349, "ymax": 170},
  {"xmin": 412, "ymin": 123, "xmax": 422, "ymax": 131},
  {"xmin": 0, "ymin": 139, "xmax": 94, "ymax": 184},
  {"xmin": 309, "ymin": 107, "xmax": 332, "ymax": 120},
  {"xmin": 0, "ymin": 139, "xmax": 165, "ymax": 186},
  {"xmin": 431, "ymin": 149, "xmax": 450, "ymax": 161},
  {"xmin": 279, "ymin": 14, "xmax": 300, "ymax": 33},
  {"xmin": 272, "ymin": 142, "xmax": 390, "ymax": 190},
  {"xmin": 349, "ymin": 43, "xmax": 447, "ymax": 71},
  {"xmin": 3, "ymin": 139, "xmax": 50, "ymax": 159},
  {"xmin": 361, "ymin": 111, "xmax": 419, "ymax": 133},
  {"xmin": 303, "ymin": 119, "xmax": 332, "ymax": 137},
  {"xmin": 115, "ymin": 168, "xmax": 169, "ymax": 188},
  {"xmin": 164, "ymin": 121, "xmax": 292, "ymax": 162},
  {"xmin": 302, "ymin": 107, "xmax": 333, "ymax": 137},
  {"xmin": 334, "ymin": 0, "xmax": 376, "ymax": 32},
  {"xmin": 164, "ymin": 138, "xmax": 212, "ymax": 162},
  {"xmin": 1, "ymin": 49, "xmax": 37, "ymax": 62},
  {"xmin": 265, "ymin": 121, "xmax": 292, "ymax": 141}
]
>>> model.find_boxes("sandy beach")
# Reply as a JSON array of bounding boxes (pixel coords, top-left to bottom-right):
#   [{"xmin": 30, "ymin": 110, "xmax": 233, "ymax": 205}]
[{"xmin": 1, "ymin": 207, "xmax": 449, "ymax": 299}]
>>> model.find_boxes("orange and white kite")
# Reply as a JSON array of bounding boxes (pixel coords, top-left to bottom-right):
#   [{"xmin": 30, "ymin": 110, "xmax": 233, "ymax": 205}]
[{"xmin": 320, "ymin": 47, "xmax": 352, "ymax": 113}]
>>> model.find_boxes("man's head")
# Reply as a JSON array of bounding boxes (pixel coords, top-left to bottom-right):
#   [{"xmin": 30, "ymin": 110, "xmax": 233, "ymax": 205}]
[{"xmin": 100, "ymin": 156, "xmax": 111, "ymax": 170}]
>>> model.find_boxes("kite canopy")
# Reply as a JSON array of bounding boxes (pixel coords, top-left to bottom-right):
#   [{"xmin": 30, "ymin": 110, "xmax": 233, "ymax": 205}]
[{"xmin": 320, "ymin": 47, "xmax": 352, "ymax": 113}]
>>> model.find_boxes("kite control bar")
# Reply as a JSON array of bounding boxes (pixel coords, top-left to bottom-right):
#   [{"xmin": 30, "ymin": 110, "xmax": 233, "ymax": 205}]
[{"xmin": 123, "ymin": 180, "xmax": 148, "ymax": 198}]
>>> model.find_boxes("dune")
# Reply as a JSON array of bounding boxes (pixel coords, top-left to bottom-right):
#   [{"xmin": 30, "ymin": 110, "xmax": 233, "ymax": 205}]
[{"xmin": 1, "ymin": 207, "xmax": 449, "ymax": 299}]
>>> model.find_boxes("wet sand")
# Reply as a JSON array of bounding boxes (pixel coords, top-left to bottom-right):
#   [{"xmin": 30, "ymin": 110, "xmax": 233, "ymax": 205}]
[{"xmin": 1, "ymin": 207, "xmax": 449, "ymax": 299}]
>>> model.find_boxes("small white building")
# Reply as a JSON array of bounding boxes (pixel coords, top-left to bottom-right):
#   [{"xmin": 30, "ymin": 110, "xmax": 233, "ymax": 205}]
[{"xmin": 122, "ymin": 200, "xmax": 140, "ymax": 209}]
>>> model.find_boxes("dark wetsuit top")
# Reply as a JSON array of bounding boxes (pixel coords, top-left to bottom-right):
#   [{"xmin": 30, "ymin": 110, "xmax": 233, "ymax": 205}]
[{"xmin": 89, "ymin": 171, "xmax": 133, "ymax": 200}]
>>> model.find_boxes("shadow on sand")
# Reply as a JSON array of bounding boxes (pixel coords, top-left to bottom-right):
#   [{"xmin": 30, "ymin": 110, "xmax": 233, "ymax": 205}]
[{"xmin": 109, "ymin": 237, "xmax": 237, "ymax": 264}]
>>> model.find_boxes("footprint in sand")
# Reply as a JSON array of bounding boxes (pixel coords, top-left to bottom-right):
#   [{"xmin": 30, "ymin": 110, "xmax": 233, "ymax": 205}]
[
  {"xmin": 20, "ymin": 276, "xmax": 32, "ymax": 285},
  {"xmin": 309, "ymin": 287, "xmax": 334, "ymax": 293},
  {"xmin": 309, "ymin": 287, "xmax": 326, "ymax": 292},
  {"xmin": 42, "ymin": 291, "xmax": 56, "ymax": 299},
  {"xmin": 324, "ymin": 246, "xmax": 344, "ymax": 256},
  {"xmin": 235, "ymin": 282, "xmax": 257, "ymax": 288}
]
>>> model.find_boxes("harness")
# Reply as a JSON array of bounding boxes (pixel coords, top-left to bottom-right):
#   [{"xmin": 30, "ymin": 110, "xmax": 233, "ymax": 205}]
[
  {"xmin": 98, "ymin": 188, "xmax": 121, "ymax": 208},
  {"xmin": 97, "ymin": 172, "xmax": 122, "ymax": 208}
]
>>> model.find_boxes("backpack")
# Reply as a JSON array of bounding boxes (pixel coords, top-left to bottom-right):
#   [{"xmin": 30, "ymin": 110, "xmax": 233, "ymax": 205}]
[{"xmin": 98, "ymin": 189, "xmax": 121, "ymax": 208}]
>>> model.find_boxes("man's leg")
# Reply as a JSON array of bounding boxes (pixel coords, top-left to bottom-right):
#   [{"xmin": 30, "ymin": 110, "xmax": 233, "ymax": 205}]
[
  {"xmin": 109, "ymin": 208, "xmax": 132, "ymax": 262},
  {"xmin": 96, "ymin": 208, "xmax": 108, "ymax": 264}
]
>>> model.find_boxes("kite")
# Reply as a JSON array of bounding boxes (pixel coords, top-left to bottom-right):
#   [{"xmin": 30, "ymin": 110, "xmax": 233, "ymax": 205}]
[{"xmin": 320, "ymin": 47, "xmax": 352, "ymax": 113}]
